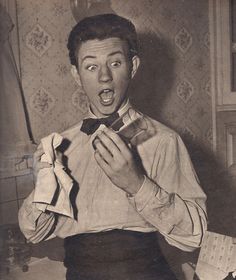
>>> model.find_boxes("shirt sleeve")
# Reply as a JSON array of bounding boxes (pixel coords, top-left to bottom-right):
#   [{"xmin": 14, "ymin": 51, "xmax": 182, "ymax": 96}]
[
  {"xmin": 128, "ymin": 133, "xmax": 207, "ymax": 252},
  {"xmin": 18, "ymin": 191, "xmax": 57, "ymax": 243}
]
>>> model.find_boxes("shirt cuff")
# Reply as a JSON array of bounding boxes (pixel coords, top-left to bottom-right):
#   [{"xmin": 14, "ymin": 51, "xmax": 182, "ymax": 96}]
[{"xmin": 128, "ymin": 176, "xmax": 159, "ymax": 212}]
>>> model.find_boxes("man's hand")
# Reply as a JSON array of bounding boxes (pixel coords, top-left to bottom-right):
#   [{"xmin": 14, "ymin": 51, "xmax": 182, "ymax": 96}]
[
  {"xmin": 32, "ymin": 144, "xmax": 52, "ymax": 183},
  {"xmin": 93, "ymin": 127, "xmax": 145, "ymax": 195},
  {"xmin": 33, "ymin": 144, "xmax": 64, "ymax": 183}
]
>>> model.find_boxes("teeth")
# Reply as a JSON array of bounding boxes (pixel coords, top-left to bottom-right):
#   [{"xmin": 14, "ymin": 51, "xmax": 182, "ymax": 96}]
[
  {"xmin": 101, "ymin": 96, "xmax": 112, "ymax": 102},
  {"xmin": 100, "ymin": 89, "xmax": 112, "ymax": 94},
  {"xmin": 99, "ymin": 89, "xmax": 114, "ymax": 104},
  {"xmin": 103, "ymin": 89, "xmax": 110, "ymax": 93},
  {"xmin": 100, "ymin": 89, "xmax": 113, "ymax": 99}
]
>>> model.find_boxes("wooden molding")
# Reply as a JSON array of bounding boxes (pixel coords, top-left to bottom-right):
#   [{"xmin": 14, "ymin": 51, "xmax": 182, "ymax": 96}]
[{"xmin": 210, "ymin": 0, "xmax": 236, "ymax": 106}]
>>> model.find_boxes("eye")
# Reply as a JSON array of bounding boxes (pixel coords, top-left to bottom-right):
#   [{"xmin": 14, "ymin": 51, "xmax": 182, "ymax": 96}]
[
  {"xmin": 111, "ymin": 61, "xmax": 121, "ymax": 68},
  {"xmin": 86, "ymin": 65, "xmax": 98, "ymax": 72}
]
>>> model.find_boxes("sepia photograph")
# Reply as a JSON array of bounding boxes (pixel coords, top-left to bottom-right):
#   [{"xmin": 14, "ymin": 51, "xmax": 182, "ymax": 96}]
[{"xmin": 0, "ymin": 0, "xmax": 236, "ymax": 279}]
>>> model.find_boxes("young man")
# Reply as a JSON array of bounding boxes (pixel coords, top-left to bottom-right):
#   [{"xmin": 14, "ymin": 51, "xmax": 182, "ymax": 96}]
[{"xmin": 19, "ymin": 14, "xmax": 207, "ymax": 280}]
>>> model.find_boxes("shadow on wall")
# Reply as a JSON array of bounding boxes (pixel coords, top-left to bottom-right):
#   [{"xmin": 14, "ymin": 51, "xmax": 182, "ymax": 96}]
[
  {"xmin": 164, "ymin": 135, "xmax": 236, "ymax": 278},
  {"xmin": 129, "ymin": 32, "xmax": 175, "ymax": 119},
  {"xmin": 182, "ymin": 135, "xmax": 236, "ymax": 238},
  {"xmin": 129, "ymin": 30, "xmax": 236, "ymax": 238}
]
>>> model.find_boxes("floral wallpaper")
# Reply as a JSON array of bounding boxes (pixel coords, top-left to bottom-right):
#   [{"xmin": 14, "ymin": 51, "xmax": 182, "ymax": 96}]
[
  {"xmin": 17, "ymin": 0, "xmax": 211, "ymax": 152},
  {"xmin": 17, "ymin": 0, "xmax": 82, "ymax": 142}
]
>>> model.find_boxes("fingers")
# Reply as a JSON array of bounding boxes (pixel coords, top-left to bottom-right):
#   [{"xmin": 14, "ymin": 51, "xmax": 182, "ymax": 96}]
[
  {"xmin": 93, "ymin": 137, "xmax": 114, "ymax": 163},
  {"xmin": 95, "ymin": 128, "xmax": 131, "ymax": 161},
  {"xmin": 33, "ymin": 161, "xmax": 52, "ymax": 178},
  {"xmin": 93, "ymin": 129, "xmax": 133, "ymax": 179},
  {"xmin": 32, "ymin": 160, "xmax": 52, "ymax": 183},
  {"xmin": 33, "ymin": 144, "xmax": 52, "ymax": 181},
  {"xmin": 33, "ymin": 144, "xmax": 44, "ymax": 161},
  {"xmin": 36, "ymin": 162, "xmax": 52, "ymax": 170},
  {"xmin": 94, "ymin": 149, "xmax": 111, "ymax": 173},
  {"xmin": 93, "ymin": 128, "xmax": 144, "ymax": 193},
  {"xmin": 105, "ymin": 127, "xmax": 130, "ymax": 153}
]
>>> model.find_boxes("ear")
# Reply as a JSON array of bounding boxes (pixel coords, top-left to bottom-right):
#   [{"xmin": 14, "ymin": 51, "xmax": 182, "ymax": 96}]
[
  {"xmin": 71, "ymin": 65, "xmax": 82, "ymax": 86},
  {"xmin": 131, "ymin": 55, "xmax": 140, "ymax": 79}
]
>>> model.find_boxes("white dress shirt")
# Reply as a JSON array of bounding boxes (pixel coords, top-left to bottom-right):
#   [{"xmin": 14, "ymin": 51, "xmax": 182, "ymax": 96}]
[{"xmin": 18, "ymin": 103, "xmax": 207, "ymax": 252}]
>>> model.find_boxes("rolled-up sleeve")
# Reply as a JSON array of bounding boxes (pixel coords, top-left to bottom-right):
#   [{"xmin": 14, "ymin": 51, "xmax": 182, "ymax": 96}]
[
  {"xmin": 128, "ymin": 133, "xmax": 207, "ymax": 252},
  {"xmin": 18, "ymin": 191, "xmax": 57, "ymax": 243}
]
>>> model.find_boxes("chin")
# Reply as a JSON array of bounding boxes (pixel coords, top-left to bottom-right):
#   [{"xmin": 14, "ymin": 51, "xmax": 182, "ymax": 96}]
[
  {"xmin": 100, "ymin": 108, "xmax": 117, "ymax": 116},
  {"xmin": 98, "ymin": 104, "xmax": 120, "ymax": 116}
]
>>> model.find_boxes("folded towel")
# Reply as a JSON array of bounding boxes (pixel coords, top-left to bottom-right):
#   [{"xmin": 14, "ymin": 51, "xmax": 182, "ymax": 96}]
[{"xmin": 33, "ymin": 133, "xmax": 74, "ymax": 218}]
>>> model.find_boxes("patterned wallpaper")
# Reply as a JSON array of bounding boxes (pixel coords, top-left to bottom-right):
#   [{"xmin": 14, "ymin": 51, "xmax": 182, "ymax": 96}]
[
  {"xmin": 17, "ymin": 0, "xmax": 211, "ymax": 152},
  {"xmin": 17, "ymin": 0, "xmax": 86, "ymax": 142}
]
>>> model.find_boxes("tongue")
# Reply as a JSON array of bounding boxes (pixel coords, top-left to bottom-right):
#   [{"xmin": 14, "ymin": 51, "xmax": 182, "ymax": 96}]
[{"xmin": 100, "ymin": 90, "xmax": 113, "ymax": 100}]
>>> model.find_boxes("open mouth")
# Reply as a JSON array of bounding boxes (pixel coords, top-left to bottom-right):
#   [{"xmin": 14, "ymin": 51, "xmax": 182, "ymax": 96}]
[{"xmin": 99, "ymin": 89, "xmax": 115, "ymax": 105}]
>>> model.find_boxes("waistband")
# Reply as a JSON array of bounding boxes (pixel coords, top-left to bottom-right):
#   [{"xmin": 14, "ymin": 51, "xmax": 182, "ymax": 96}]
[
  {"xmin": 65, "ymin": 229, "xmax": 158, "ymax": 246},
  {"xmin": 64, "ymin": 229, "xmax": 162, "ymax": 267}
]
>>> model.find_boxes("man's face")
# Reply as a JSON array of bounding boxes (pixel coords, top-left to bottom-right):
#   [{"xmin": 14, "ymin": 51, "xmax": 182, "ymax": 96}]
[{"xmin": 74, "ymin": 37, "xmax": 140, "ymax": 117}]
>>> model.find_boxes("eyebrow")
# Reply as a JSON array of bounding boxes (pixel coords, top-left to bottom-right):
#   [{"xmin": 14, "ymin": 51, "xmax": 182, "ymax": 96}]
[
  {"xmin": 108, "ymin": 51, "xmax": 124, "ymax": 57},
  {"xmin": 81, "ymin": 51, "xmax": 124, "ymax": 63},
  {"xmin": 81, "ymin": 55, "xmax": 96, "ymax": 63}
]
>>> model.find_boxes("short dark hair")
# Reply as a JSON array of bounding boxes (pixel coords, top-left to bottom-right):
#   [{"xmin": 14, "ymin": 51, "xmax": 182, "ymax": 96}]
[{"xmin": 67, "ymin": 13, "xmax": 138, "ymax": 68}]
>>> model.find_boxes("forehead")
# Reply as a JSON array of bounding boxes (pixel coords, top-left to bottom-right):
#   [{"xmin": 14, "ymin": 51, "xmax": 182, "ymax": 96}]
[{"xmin": 77, "ymin": 37, "xmax": 129, "ymax": 59}]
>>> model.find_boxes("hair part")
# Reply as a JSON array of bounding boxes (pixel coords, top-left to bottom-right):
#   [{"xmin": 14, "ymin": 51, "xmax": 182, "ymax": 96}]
[{"xmin": 67, "ymin": 14, "xmax": 138, "ymax": 68}]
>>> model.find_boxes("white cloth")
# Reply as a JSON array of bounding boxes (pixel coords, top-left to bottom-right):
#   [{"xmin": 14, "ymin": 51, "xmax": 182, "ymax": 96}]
[{"xmin": 34, "ymin": 133, "xmax": 74, "ymax": 218}]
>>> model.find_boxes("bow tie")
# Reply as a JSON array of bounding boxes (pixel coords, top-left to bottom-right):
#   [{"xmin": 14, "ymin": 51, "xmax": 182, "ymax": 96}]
[{"xmin": 80, "ymin": 112, "xmax": 124, "ymax": 135}]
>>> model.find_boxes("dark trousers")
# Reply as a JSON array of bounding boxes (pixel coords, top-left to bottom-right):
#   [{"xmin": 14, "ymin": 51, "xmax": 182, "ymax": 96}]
[{"xmin": 64, "ymin": 230, "xmax": 177, "ymax": 280}]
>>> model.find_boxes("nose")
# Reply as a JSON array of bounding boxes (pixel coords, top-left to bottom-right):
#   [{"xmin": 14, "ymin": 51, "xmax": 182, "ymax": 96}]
[{"xmin": 98, "ymin": 65, "xmax": 112, "ymax": 83}]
